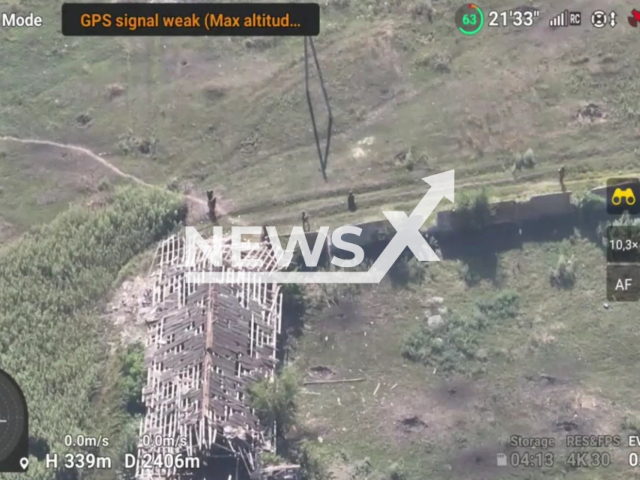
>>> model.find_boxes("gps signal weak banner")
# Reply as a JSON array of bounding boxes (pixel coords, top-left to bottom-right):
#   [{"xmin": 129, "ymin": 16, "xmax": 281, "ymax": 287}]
[{"xmin": 61, "ymin": 3, "xmax": 320, "ymax": 36}]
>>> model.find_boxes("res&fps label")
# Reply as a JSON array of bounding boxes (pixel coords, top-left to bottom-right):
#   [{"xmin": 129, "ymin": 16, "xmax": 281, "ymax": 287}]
[{"xmin": 1, "ymin": 12, "xmax": 43, "ymax": 27}]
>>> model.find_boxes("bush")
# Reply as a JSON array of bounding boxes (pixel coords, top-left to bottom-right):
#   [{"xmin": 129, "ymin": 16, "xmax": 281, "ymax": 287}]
[
  {"xmin": 248, "ymin": 366, "xmax": 300, "ymax": 436},
  {"xmin": 388, "ymin": 256, "xmax": 427, "ymax": 287},
  {"xmin": 260, "ymin": 452, "xmax": 287, "ymax": 467},
  {"xmin": 455, "ymin": 189, "xmax": 492, "ymax": 229},
  {"xmin": 402, "ymin": 292, "xmax": 519, "ymax": 373},
  {"xmin": 350, "ymin": 458, "xmax": 373, "ymax": 479},
  {"xmin": 512, "ymin": 148, "xmax": 536, "ymax": 172},
  {"xmin": 621, "ymin": 415, "xmax": 640, "ymax": 436},
  {"xmin": 97, "ymin": 178, "xmax": 111, "ymax": 191},
  {"xmin": 166, "ymin": 177, "xmax": 181, "ymax": 192},
  {"xmin": 387, "ymin": 462, "xmax": 408, "ymax": 480},
  {"xmin": 296, "ymin": 442, "xmax": 330, "ymax": 480},
  {"xmin": 549, "ymin": 254, "xmax": 576, "ymax": 288},
  {"xmin": 459, "ymin": 262, "xmax": 479, "ymax": 286},
  {"xmin": 575, "ymin": 192, "xmax": 605, "ymax": 223},
  {"xmin": 475, "ymin": 290, "xmax": 520, "ymax": 320},
  {"xmin": 121, "ymin": 342, "xmax": 146, "ymax": 414},
  {"xmin": 401, "ymin": 311, "xmax": 487, "ymax": 373},
  {"xmin": 307, "ymin": 282, "xmax": 362, "ymax": 309},
  {"xmin": 281, "ymin": 283, "xmax": 307, "ymax": 338}
]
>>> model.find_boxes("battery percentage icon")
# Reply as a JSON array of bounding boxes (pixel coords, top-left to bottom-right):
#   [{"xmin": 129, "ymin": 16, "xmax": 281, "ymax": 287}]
[{"xmin": 455, "ymin": 3, "xmax": 485, "ymax": 36}]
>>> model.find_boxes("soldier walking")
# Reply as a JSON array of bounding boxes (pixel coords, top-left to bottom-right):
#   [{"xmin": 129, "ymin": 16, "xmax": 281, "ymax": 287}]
[
  {"xmin": 301, "ymin": 211, "xmax": 310, "ymax": 232},
  {"xmin": 347, "ymin": 190, "xmax": 357, "ymax": 212},
  {"xmin": 206, "ymin": 190, "xmax": 217, "ymax": 222},
  {"xmin": 558, "ymin": 166, "xmax": 566, "ymax": 192}
]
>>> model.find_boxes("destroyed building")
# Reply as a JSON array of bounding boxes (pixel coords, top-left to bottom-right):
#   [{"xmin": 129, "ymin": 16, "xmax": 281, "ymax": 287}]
[{"xmin": 136, "ymin": 230, "xmax": 297, "ymax": 480}]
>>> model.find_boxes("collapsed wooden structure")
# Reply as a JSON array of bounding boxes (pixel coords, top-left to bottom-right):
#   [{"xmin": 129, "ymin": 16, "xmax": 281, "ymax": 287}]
[{"xmin": 136, "ymin": 232, "xmax": 286, "ymax": 480}]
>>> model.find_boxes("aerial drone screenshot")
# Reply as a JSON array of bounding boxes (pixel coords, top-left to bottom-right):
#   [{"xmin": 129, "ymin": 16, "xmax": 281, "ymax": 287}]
[{"xmin": 1, "ymin": 0, "xmax": 640, "ymax": 479}]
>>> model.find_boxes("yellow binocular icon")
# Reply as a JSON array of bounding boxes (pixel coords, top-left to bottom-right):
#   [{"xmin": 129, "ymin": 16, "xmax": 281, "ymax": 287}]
[{"xmin": 611, "ymin": 188, "xmax": 636, "ymax": 206}]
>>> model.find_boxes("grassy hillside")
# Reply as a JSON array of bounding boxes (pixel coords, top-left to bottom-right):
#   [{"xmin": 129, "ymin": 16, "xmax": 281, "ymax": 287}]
[
  {"xmin": 0, "ymin": 186, "xmax": 185, "ymax": 480},
  {"xmin": 1, "ymin": 0, "xmax": 638, "ymax": 234}
]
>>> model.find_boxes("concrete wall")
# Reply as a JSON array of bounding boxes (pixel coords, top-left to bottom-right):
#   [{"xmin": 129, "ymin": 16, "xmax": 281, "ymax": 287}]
[
  {"xmin": 436, "ymin": 191, "xmax": 575, "ymax": 232},
  {"xmin": 295, "ymin": 184, "xmax": 611, "ymax": 262},
  {"xmin": 517, "ymin": 192, "xmax": 574, "ymax": 221}
]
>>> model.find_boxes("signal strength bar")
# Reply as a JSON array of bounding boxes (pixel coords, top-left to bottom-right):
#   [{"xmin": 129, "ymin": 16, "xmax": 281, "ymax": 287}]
[{"xmin": 549, "ymin": 9, "xmax": 569, "ymax": 27}]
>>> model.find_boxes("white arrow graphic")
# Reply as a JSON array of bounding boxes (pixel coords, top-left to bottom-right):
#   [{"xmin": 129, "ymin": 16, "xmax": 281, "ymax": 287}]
[
  {"xmin": 186, "ymin": 170, "xmax": 454, "ymax": 284},
  {"xmin": 367, "ymin": 169, "xmax": 454, "ymax": 282}
]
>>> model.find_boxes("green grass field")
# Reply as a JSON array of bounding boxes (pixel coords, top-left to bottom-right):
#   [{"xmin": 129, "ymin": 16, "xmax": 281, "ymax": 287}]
[
  {"xmin": 1, "ymin": 0, "xmax": 640, "ymax": 479},
  {"xmin": 295, "ymin": 233, "xmax": 640, "ymax": 480}
]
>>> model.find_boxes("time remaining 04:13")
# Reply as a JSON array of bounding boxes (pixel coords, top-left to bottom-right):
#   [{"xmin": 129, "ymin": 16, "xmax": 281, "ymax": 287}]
[{"xmin": 509, "ymin": 452, "xmax": 554, "ymax": 467}]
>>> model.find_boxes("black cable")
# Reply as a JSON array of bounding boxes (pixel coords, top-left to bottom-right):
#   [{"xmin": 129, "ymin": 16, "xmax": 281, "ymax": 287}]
[
  {"xmin": 304, "ymin": 37, "xmax": 333, "ymax": 182},
  {"xmin": 309, "ymin": 37, "xmax": 333, "ymax": 179}
]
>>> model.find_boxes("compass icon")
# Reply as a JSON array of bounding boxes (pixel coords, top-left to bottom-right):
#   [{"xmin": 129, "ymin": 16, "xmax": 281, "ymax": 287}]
[{"xmin": 0, "ymin": 368, "xmax": 29, "ymax": 473}]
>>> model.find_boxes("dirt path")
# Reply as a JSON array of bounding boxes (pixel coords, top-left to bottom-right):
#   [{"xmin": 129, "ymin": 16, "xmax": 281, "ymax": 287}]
[{"xmin": 0, "ymin": 135, "xmax": 226, "ymax": 213}]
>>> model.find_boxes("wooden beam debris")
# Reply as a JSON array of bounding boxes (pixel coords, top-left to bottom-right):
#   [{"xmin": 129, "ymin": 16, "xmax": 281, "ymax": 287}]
[{"xmin": 303, "ymin": 378, "xmax": 365, "ymax": 386}]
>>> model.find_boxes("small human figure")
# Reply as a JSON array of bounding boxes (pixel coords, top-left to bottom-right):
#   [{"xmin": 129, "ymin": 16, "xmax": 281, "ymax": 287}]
[
  {"xmin": 347, "ymin": 190, "xmax": 357, "ymax": 212},
  {"xmin": 301, "ymin": 211, "xmax": 310, "ymax": 232},
  {"xmin": 207, "ymin": 191, "xmax": 217, "ymax": 222},
  {"xmin": 261, "ymin": 225, "xmax": 269, "ymax": 243},
  {"xmin": 558, "ymin": 166, "xmax": 566, "ymax": 192}
]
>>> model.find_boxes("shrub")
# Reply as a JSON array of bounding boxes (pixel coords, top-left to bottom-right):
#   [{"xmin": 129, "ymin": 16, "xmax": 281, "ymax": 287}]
[
  {"xmin": 296, "ymin": 442, "xmax": 330, "ymax": 480},
  {"xmin": 97, "ymin": 178, "xmax": 111, "ymax": 191},
  {"xmin": 459, "ymin": 262, "xmax": 479, "ymax": 286},
  {"xmin": 247, "ymin": 366, "xmax": 300, "ymax": 436},
  {"xmin": 402, "ymin": 292, "xmax": 519, "ymax": 373},
  {"xmin": 388, "ymin": 256, "xmax": 427, "ymax": 287},
  {"xmin": 121, "ymin": 342, "xmax": 146, "ymax": 414},
  {"xmin": 350, "ymin": 458, "xmax": 373, "ymax": 479},
  {"xmin": 166, "ymin": 177, "xmax": 181, "ymax": 192},
  {"xmin": 281, "ymin": 283, "xmax": 307, "ymax": 338},
  {"xmin": 512, "ymin": 148, "xmax": 536, "ymax": 172},
  {"xmin": 388, "ymin": 462, "xmax": 408, "ymax": 480},
  {"xmin": 475, "ymin": 290, "xmax": 520, "ymax": 320},
  {"xmin": 549, "ymin": 254, "xmax": 576, "ymax": 288},
  {"xmin": 575, "ymin": 192, "xmax": 605, "ymax": 223},
  {"xmin": 309, "ymin": 282, "xmax": 361, "ymax": 308},
  {"xmin": 260, "ymin": 452, "xmax": 287, "ymax": 467},
  {"xmin": 402, "ymin": 311, "xmax": 486, "ymax": 373},
  {"xmin": 455, "ymin": 189, "xmax": 492, "ymax": 229},
  {"xmin": 622, "ymin": 415, "xmax": 640, "ymax": 436}
]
